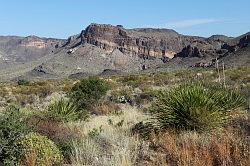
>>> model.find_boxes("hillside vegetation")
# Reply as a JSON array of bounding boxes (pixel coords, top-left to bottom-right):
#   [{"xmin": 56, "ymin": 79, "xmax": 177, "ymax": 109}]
[{"xmin": 0, "ymin": 66, "xmax": 249, "ymax": 166}]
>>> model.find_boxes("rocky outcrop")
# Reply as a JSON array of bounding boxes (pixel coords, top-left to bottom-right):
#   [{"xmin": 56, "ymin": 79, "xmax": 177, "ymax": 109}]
[
  {"xmin": 99, "ymin": 69, "xmax": 123, "ymax": 76},
  {"xmin": 176, "ymin": 45, "xmax": 203, "ymax": 58},
  {"xmin": 64, "ymin": 23, "xmax": 236, "ymax": 61},
  {"xmin": 238, "ymin": 34, "xmax": 250, "ymax": 48},
  {"xmin": 80, "ymin": 24, "xmax": 175, "ymax": 58},
  {"xmin": 64, "ymin": 24, "xmax": 216, "ymax": 59},
  {"xmin": 33, "ymin": 64, "xmax": 53, "ymax": 75},
  {"xmin": 20, "ymin": 36, "xmax": 61, "ymax": 49}
]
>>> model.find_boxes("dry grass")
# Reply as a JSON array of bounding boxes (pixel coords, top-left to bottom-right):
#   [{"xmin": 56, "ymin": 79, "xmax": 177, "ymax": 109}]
[
  {"xmin": 141, "ymin": 129, "xmax": 250, "ymax": 166},
  {"xmin": 67, "ymin": 106, "xmax": 150, "ymax": 166},
  {"xmin": 90, "ymin": 101, "xmax": 123, "ymax": 115},
  {"xmin": 19, "ymin": 149, "xmax": 38, "ymax": 166},
  {"xmin": 66, "ymin": 107, "xmax": 250, "ymax": 166}
]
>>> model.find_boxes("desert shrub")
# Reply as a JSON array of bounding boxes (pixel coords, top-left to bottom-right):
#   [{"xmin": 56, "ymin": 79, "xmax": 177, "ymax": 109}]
[
  {"xmin": 0, "ymin": 106, "xmax": 30, "ymax": 165},
  {"xmin": 150, "ymin": 83, "xmax": 246, "ymax": 132},
  {"xmin": 91, "ymin": 101, "xmax": 122, "ymax": 115},
  {"xmin": 132, "ymin": 121, "xmax": 159, "ymax": 140},
  {"xmin": 26, "ymin": 113, "xmax": 77, "ymax": 163},
  {"xmin": 13, "ymin": 82, "xmax": 54, "ymax": 98},
  {"xmin": 17, "ymin": 79, "xmax": 30, "ymax": 86},
  {"xmin": 17, "ymin": 132, "xmax": 63, "ymax": 166},
  {"xmin": 15, "ymin": 94, "xmax": 38, "ymax": 106},
  {"xmin": 47, "ymin": 98, "xmax": 89, "ymax": 122},
  {"xmin": 119, "ymin": 74, "xmax": 153, "ymax": 88},
  {"xmin": 69, "ymin": 77, "xmax": 110, "ymax": 110}
]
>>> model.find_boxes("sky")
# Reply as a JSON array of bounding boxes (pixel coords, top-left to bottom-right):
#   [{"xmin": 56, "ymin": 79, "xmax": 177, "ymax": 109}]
[{"xmin": 0, "ymin": 0, "xmax": 249, "ymax": 39}]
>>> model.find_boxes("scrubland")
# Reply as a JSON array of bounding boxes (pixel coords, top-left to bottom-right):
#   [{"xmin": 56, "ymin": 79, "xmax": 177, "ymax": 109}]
[{"xmin": 0, "ymin": 67, "xmax": 249, "ymax": 166}]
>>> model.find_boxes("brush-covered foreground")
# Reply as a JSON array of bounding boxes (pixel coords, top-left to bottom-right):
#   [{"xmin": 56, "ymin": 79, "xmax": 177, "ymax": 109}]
[{"xmin": 0, "ymin": 67, "xmax": 249, "ymax": 166}]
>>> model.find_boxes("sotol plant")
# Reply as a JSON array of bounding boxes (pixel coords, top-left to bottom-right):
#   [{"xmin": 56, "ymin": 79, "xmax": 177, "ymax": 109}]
[
  {"xmin": 47, "ymin": 98, "xmax": 89, "ymax": 122},
  {"xmin": 150, "ymin": 83, "xmax": 246, "ymax": 132}
]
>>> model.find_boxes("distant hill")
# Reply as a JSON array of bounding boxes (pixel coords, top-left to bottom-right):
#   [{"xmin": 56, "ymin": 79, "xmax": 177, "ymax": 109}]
[{"xmin": 0, "ymin": 23, "xmax": 249, "ymax": 81}]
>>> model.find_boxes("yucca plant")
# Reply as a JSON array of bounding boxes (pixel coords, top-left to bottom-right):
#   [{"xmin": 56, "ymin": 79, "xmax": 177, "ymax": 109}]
[
  {"xmin": 47, "ymin": 98, "xmax": 89, "ymax": 122},
  {"xmin": 150, "ymin": 83, "xmax": 246, "ymax": 132}
]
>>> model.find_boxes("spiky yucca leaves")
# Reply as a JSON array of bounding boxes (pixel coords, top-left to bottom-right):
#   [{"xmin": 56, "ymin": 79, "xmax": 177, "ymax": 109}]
[
  {"xmin": 205, "ymin": 84, "xmax": 246, "ymax": 111},
  {"xmin": 47, "ymin": 99, "xmax": 89, "ymax": 122},
  {"xmin": 150, "ymin": 83, "xmax": 246, "ymax": 132}
]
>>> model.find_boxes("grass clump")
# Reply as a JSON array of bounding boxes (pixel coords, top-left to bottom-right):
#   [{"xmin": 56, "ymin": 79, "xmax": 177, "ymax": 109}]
[
  {"xmin": 17, "ymin": 132, "xmax": 63, "ymax": 166},
  {"xmin": 150, "ymin": 83, "xmax": 246, "ymax": 132},
  {"xmin": 68, "ymin": 107, "xmax": 147, "ymax": 166},
  {"xmin": 147, "ymin": 130, "xmax": 250, "ymax": 166}
]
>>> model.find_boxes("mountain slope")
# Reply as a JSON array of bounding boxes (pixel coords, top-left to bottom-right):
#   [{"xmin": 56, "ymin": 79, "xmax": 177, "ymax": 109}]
[
  {"xmin": 0, "ymin": 35, "xmax": 64, "ymax": 63},
  {"xmin": 0, "ymin": 23, "xmax": 249, "ymax": 81}
]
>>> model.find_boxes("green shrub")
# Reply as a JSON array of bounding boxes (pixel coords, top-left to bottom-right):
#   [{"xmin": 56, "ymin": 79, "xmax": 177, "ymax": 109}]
[
  {"xmin": 47, "ymin": 98, "xmax": 89, "ymax": 122},
  {"xmin": 0, "ymin": 106, "xmax": 30, "ymax": 165},
  {"xmin": 17, "ymin": 132, "xmax": 63, "ymax": 166},
  {"xmin": 17, "ymin": 79, "xmax": 30, "ymax": 86},
  {"xmin": 69, "ymin": 77, "xmax": 110, "ymax": 110},
  {"xmin": 150, "ymin": 83, "xmax": 246, "ymax": 132}
]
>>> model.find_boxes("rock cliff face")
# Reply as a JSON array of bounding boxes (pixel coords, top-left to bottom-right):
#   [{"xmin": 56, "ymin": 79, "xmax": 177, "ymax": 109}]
[
  {"xmin": 238, "ymin": 34, "xmax": 250, "ymax": 48},
  {"xmin": 83, "ymin": 24, "xmax": 180, "ymax": 58},
  {"xmin": 20, "ymin": 36, "xmax": 61, "ymax": 49},
  {"xmin": 59, "ymin": 23, "xmax": 249, "ymax": 71},
  {"xmin": 64, "ymin": 24, "xmax": 217, "ymax": 59},
  {"xmin": 64, "ymin": 23, "xmax": 245, "ymax": 61},
  {"xmin": 176, "ymin": 45, "xmax": 203, "ymax": 58}
]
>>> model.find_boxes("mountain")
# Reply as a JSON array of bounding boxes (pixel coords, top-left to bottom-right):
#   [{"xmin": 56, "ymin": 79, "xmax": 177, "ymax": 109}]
[
  {"xmin": 0, "ymin": 23, "xmax": 249, "ymax": 81},
  {"xmin": 0, "ymin": 35, "xmax": 64, "ymax": 63}
]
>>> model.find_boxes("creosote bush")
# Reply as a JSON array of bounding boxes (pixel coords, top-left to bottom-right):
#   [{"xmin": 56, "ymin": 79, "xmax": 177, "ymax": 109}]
[
  {"xmin": 17, "ymin": 132, "xmax": 63, "ymax": 166},
  {"xmin": 17, "ymin": 79, "xmax": 30, "ymax": 86},
  {"xmin": 150, "ymin": 83, "xmax": 246, "ymax": 132},
  {"xmin": 0, "ymin": 106, "xmax": 30, "ymax": 165},
  {"xmin": 69, "ymin": 77, "xmax": 110, "ymax": 110}
]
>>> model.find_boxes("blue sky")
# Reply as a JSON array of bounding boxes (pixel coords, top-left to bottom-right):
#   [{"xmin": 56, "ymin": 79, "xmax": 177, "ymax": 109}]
[{"xmin": 0, "ymin": 0, "xmax": 249, "ymax": 39}]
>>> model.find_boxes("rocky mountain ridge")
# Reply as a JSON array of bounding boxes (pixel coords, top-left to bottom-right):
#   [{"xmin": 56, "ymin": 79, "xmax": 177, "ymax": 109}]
[
  {"xmin": 0, "ymin": 35, "xmax": 64, "ymax": 63},
  {"xmin": 0, "ymin": 23, "xmax": 249, "ymax": 81},
  {"xmin": 64, "ymin": 24, "xmax": 215, "ymax": 59}
]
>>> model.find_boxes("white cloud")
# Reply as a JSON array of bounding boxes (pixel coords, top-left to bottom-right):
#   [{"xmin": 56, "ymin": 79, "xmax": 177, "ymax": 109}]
[{"xmin": 164, "ymin": 18, "xmax": 219, "ymax": 29}]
